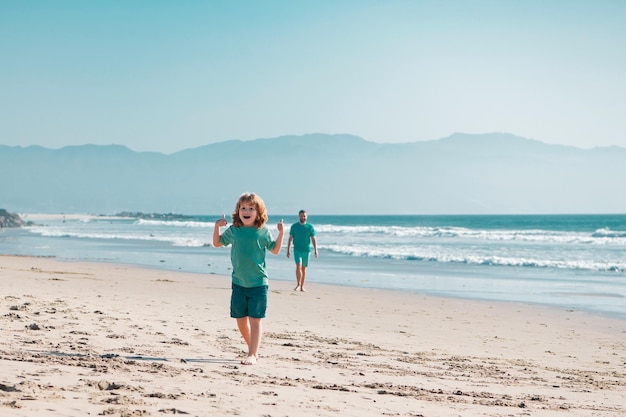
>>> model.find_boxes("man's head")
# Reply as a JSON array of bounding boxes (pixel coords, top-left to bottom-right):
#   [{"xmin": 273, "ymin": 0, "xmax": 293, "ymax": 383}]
[{"xmin": 298, "ymin": 210, "xmax": 307, "ymax": 224}]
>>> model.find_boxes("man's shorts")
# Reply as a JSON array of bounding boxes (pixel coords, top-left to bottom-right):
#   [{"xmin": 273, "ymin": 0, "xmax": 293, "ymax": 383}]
[
  {"xmin": 230, "ymin": 283, "xmax": 268, "ymax": 319},
  {"xmin": 293, "ymin": 249, "xmax": 311, "ymax": 267}
]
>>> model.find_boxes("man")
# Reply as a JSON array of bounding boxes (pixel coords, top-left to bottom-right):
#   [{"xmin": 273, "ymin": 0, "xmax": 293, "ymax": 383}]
[{"xmin": 286, "ymin": 210, "xmax": 318, "ymax": 291}]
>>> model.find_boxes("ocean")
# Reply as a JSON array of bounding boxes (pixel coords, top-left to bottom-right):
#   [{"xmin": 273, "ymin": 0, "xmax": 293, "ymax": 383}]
[{"xmin": 2, "ymin": 213, "xmax": 625, "ymax": 319}]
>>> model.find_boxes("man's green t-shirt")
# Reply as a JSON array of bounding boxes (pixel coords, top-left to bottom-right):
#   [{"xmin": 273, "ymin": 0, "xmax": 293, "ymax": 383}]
[
  {"xmin": 219, "ymin": 225, "xmax": 277, "ymax": 288},
  {"xmin": 289, "ymin": 222, "xmax": 316, "ymax": 252}
]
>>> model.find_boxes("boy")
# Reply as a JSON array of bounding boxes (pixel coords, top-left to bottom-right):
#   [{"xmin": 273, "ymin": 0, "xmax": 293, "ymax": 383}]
[{"xmin": 213, "ymin": 193, "xmax": 284, "ymax": 365}]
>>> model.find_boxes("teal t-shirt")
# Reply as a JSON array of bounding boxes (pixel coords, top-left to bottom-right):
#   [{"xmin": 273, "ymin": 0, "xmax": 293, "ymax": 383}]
[
  {"xmin": 289, "ymin": 222, "xmax": 316, "ymax": 252},
  {"xmin": 219, "ymin": 225, "xmax": 277, "ymax": 288}
]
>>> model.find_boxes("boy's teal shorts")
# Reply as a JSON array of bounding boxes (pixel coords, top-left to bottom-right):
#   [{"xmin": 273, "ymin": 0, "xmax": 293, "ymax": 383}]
[
  {"xmin": 293, "ymin": 249, "xmax": 310, "ymax": 267},
  {"xmin": 230, "ymin": 283, "xmax": 268, "ymax": 319}
]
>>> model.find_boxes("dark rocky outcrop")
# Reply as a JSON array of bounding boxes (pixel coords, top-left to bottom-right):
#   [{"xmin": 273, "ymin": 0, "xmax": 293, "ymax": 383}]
[
  {"xmin": 0, "ymin": 209, "xmax": 27, "ymax": 228},
  {"xmin": 113, "ymin": 212, "xmax": 193, "ymax": 221}
]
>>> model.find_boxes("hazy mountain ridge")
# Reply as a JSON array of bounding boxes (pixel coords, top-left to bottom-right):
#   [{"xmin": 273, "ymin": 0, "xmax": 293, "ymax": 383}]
[{"xmin": 1, "ymin": 133, "xmax": 625, "ymax": 214}]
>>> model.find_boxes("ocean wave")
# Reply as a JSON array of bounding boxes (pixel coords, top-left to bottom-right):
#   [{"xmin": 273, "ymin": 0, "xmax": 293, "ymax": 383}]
[
  {"xmin": 324, "ymin": 244, "xmax": 626, "ymax": 272},
  {"xmin": 315, "ymin": 224, "xmax": 626, "ymax": 244},
  {"xmin": 26, "ymin": 227, "xmax": 209, "ymax": 247},
  {"xmin": 592, "ymin": 227, "xmax": 626, "ymax": 238}
]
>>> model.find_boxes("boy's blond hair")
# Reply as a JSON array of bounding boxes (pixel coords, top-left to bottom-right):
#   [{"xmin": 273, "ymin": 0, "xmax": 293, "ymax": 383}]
[{"xmin": 232, "ymin": 192, "xmax": 268, "ymax": 228}]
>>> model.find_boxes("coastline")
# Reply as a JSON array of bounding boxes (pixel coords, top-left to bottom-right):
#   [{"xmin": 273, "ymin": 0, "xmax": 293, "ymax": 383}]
[{"xmin": 1, "ymin": 255, "xmax": 624, "ymax": 416}]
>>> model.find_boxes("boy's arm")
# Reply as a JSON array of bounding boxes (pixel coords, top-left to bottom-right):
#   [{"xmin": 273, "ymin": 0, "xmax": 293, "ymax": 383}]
[
  {"xmin": 213, "ymin": 214, "xmax": 227, "ymax": 247},
  {"xmin": 271, "ymin": 220, "xmax": 285, "ymax": 255}
]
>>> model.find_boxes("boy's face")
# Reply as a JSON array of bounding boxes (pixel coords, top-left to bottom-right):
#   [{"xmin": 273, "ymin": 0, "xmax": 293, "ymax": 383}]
[{"xmin": 239, "ymin": 203, "xmax": 257, "ymax": 227}]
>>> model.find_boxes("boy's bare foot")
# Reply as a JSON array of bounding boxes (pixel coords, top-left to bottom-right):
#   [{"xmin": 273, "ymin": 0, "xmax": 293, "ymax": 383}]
[
  {"xmin": 300, "ymin": 287, "xmax": 306, "ymax": 292},
  {"xmin": 241, "ymin": 355, "xmax": 257, "ymax": 365},
  {"xmin": 294, "ymin": 285, "xmax": 300, "ymax": 291}
]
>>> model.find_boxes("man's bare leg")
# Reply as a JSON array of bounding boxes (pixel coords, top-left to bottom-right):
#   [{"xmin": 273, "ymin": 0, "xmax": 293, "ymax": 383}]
[
  {"xmin": 294, "ymin": 264, "xmax": 303, "ymax": 290},
  {"xmin": 300, "ymin": 266, "xmax": 307, "ymax": 291}
]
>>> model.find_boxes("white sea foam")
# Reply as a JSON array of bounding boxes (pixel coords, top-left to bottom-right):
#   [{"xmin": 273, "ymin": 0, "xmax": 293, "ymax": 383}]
[
  {"xmin": 26, "ymin": 226, "xmax": 208, "ymax": 247},
  {"xmin": 315, "ymin": 224, "xmax": 626, "ymax": 245},
  {"xmin": 323, "ymin": 243, "xmax": 626, "ymax": 272}
]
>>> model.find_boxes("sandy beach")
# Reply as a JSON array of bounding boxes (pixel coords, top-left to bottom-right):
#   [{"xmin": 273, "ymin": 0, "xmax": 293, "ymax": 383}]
[{"xmin": 1, "ymin": 255, "xmax": 624, "ymax": 416}]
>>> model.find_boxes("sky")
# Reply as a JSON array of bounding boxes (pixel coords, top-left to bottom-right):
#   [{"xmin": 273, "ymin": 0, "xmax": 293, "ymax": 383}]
[{"xmin": 2, "ymin": 0, "xmax": 625, "ymax": 154}]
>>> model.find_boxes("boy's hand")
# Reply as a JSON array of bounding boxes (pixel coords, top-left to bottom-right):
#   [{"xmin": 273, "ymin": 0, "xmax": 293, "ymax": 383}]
[
  {"xmin": 216, "ymin": 214, "xmax": 227, "ymax": 227},
  {"xmin": 277, "ymin": 219, "xmax": 284, "ymax": 232}
]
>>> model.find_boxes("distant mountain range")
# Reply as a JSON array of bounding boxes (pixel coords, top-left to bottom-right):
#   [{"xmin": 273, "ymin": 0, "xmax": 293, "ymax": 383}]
[{"xmin": 2, "ymin": 133, "xmax": 625, "ymax": 214}]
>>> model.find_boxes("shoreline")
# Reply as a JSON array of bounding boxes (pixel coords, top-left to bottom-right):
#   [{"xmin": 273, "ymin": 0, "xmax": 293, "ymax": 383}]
[
  {"xmin": 7, "ymin": 212, "xmax": 626, "ymax": 322},
  {"xmin": 1, "ymin": 254, "xmax": 625, "ymax": 416},
  {"xmin": 7, "ymin": 249, "xmax": 626, "ymax": 323}
]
